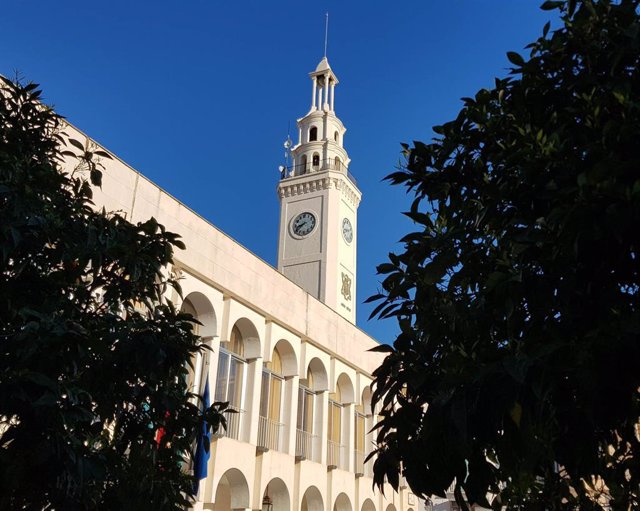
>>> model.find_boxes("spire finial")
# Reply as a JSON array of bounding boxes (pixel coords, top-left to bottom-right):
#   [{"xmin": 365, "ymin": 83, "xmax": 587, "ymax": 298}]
[{"xmin": 324, "ymin": 12, "xmax": 329, "ymax": 58}]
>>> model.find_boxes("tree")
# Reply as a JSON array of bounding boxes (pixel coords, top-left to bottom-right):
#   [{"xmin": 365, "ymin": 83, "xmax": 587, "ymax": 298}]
[
  {"xmin": 0, "ymin": 77, "xmax": 226, "ymax": 509},
  {"xmin": 368, "ymin": 1, "xmax": 640, "ymax": 509}
]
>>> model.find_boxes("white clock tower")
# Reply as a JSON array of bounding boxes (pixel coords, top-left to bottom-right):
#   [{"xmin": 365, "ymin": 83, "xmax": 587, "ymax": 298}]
[{"xmin": 277, "ymin": 57, "xmax": 361, "ymax": 323}]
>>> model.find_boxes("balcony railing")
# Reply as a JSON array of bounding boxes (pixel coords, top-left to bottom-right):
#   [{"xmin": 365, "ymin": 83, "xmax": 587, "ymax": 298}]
[
  {"xmin": 216, "ymin": 406, "xmax": 244, "ymax": 440},
  {"xmin": 280, "ymin": 159, "xmax": 357, "ymax": 185},
  {"xmin": 355, "ymin": 450, "xmax": 374, "ymax": 478},
  {"xmin": 355, "ymin": 449, "xmax": 365, "ymax": 476},
  {"xmin": 327, "ymin": 440, "xmax": 348, "ymax": 470},
  {"xmin": 295, "ymin": 428, "xmax": 317, "ymax": 462},
  {"xmin": 257, "ymin": 415, "xmax": 283, "ymax": 452}
]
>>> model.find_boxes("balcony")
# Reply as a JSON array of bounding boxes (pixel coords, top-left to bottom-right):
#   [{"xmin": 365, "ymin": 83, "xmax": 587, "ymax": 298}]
[
  {"xmin": 215, "ymin": 406, "xmax": 244, "ymax": 441},
  {"xmin": 295, "ymin": 428, "xmax": 318, "ymax": 462},
  {"xmin": 279, "ymin": 159, "xmax": 357, "ymax": 186},
  {"xmin": 257, "ymin": 415, "xmax": 283, "ymax": 452},
  {"xmin": 355, "ymin": 450, "xmax": 374, "ymax": 478},
  {"xmin": 327, "ymin": 440, "xmax": 348, "ymax": 471}
]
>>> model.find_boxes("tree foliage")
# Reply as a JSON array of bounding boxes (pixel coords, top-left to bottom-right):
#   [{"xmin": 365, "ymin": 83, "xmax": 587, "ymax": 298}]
[
  {"xmin": 369, "ymin": 1, "xmax": 640, "ymax": 509},
  {"xmin": 0, "ymin": 77, "xmax": 226, "ymax": 510}
]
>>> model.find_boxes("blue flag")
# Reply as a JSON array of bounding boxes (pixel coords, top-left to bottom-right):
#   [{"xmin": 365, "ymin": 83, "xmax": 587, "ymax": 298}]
[{"xmin": 193, "ymin": 377, "xmax": 211, "ymax": 494}]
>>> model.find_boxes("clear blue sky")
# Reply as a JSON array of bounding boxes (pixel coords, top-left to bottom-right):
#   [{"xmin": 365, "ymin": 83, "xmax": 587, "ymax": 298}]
[{"xmin": 1, "ymin": 1, "xmax": 558, "ymax": 344}]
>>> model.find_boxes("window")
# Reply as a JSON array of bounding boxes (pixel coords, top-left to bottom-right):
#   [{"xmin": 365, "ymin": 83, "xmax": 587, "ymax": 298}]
[
  {"xmin": 214, "ymin": 325, "xmax": 246, "ymax": 439},
  {"xmin": 312, "ymin": 153, "xmax": 320, "ymax": 168},
  {"xmin": 301, "ymin": 155, "xmax": 308, "ymax": 174},
  {"xmin": 309, "ymin": 126, "xmax": 318, "ymax": 141},
  {"xmin": 334, "ymin": 157, "xmax": 341, "ymax": 170},
  {"xmin": 296, "ymin": 367, "xmax": 319, "ymax": 461},
  {"xmin": 297, "ymin": 371, "xmax": 314, "ymax": 434},
  {"xmin": 334, "ymin": 131, "xmax": 339, "ymax": 142},
  {"xmin": 259, "ymin": 347, "xmax": 284, "ymax": 451}
]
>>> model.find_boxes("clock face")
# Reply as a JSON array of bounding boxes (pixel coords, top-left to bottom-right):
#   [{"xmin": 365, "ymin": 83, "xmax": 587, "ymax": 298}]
[
  {"xmin": 291, "ymin": 212, "xmax": 317, "ymax": 237},
  {"xmin": 342, "ymin": 217, "xmax": 353, "ymax": 243}
]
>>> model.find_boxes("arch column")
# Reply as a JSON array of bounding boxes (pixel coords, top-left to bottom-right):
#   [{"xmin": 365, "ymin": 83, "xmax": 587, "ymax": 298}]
[
  {"xmin": 318, "ymin": 390, "xmax": 329, "ymax": 465},
  {"xmin": 344, "ymin": 402, "xmax": 355, "ymax": 472},
  {"xmin": 285, "ymin": 374, "xmax": 299, "ymax": 455},
  {"xmin": 246, "ymin": 356, "xmax": 264, "ymax": 445}
]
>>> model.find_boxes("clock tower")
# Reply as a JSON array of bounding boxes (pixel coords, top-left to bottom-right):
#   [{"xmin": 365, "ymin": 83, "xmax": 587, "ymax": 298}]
[{"xmin": 277, "ymin": 57, "xmax": 361, "ymax": 323}]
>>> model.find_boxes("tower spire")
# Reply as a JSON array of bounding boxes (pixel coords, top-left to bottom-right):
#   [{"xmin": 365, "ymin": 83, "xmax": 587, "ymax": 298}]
[{"xmin": 324, "ymin": 12, "xmax": 329, "ymax": 58}]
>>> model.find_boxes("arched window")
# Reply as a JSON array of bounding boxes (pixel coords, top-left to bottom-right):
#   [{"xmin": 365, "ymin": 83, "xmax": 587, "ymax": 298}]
[
  {"xmin": 182, "ymin": 298, "xmax": 201, "ymax": 394},
  {"xmin": 296, "ymin": 367, "xmax": 316, "ymax": 461},
  {"xmin": 215, "ymin": 325, "xmax": 246, "ymax": 440},
  {"xmin": 301, "ymin": 155, "xmax": 308, "ymax": 175},
  {"xmin": 334, "ymin": 131, "xmax": 339, "ymax": 142},
  {"xmin": 309, "ymin": 126, "xmax": 318, "ymax": 141},
  {"xmin": 312, "ymin": 153, "xmax": 320, "ymax": 168},
  {"xmin": 259, "ymin": 347, "xmax": 284, "ymax": 451},
  {"xmin": 334, "ymin": 157, "xmax": 341, "ymax": 170}
]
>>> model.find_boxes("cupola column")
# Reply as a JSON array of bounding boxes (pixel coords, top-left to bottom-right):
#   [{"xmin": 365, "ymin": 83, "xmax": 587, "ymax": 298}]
[
  {"xmin": 330, "ymin": 80, "xmax": 335, "ymax": 111},
  {"xmin": 324, "ymin": 73, "xmax": 330, "ymax": 109},
  {"xmin": 311, "ymin": 77, "xmax": 318, "ymax": 110}
]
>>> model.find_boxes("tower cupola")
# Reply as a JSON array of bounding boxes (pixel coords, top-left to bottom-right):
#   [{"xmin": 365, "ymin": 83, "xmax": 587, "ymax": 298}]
[
  {"xmin": 276, "ymin": 57, "xmax": 361, "ymax": 323},
  {"xmin": 287, "ymin": 57, "xmax": 350, "ymax": 179}
]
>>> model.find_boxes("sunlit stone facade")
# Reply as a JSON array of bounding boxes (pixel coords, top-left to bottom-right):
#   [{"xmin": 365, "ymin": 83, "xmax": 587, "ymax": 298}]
[{"xmin": 60, "ymin": 57, "xmax": 422, "ymax": 511}]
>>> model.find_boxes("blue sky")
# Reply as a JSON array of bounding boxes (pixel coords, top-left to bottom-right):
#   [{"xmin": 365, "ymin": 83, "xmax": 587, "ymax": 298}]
[{"xmin": 1, "ymin": 1, "xmax": 558, "ymax": 344}]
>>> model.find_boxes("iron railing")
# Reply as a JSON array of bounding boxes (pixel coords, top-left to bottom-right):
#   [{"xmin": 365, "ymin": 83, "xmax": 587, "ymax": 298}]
[
  {"xmin": 327, "ymin": 440, "xmax": 348, "ymax": 470},
  {"xmin": 258, "ymin": 415, "xmax": 283, "ymax": 452},
  {"xmin": 217, "ymin": 406, "xmax": 243, "ymax": 440},
  {"xmin": 280, "ymin": 158, "xmax": 357, "ymax": 186},
  {"xmin": 355, "ymin": 450, "xmax": 374, "ymax": 477},
  {"xmin": 295, "ymin": 428, "xmax": 317, "ymax": 461},
  {"xmin": 355, "ymin": 449, "xmax": 365, "ymax": 475}
]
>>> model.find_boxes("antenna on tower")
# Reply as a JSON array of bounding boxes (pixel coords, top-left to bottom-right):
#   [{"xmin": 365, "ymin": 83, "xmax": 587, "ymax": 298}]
[
  {"xmin": 282, "ymin": 121, "xmax": 293, "ymax": 178},
  {"xmin": 324, "ymin": 12, "xmax": 329, "ymax": 58}
]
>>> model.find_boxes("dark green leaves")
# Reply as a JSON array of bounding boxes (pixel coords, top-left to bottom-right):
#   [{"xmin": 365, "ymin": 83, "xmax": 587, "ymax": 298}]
[
  {"xmin": 540, "ymin": 0, "xmax": 565, "ymax": 10},
  {"xmin": 506, "ymin": 51, "xmax": 526, "ymax": 67},
  {"xmin": 0, "ymin": 78, "xmax": 223, "ymax": 510},
  {"xmin": 368, "ymin": 0, "xmax": 640, "ymax": 509}
]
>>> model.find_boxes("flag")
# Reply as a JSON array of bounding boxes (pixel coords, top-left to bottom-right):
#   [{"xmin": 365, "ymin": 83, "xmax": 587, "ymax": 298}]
[{"xmin": 193, "ymin": 377, "xmax": 211, "ymax": 495}]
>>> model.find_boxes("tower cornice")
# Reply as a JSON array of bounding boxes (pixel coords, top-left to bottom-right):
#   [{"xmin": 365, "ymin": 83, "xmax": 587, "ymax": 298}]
[{"xmin": 277, "ymin": 171, "xmax": 361, "ymax": 208}]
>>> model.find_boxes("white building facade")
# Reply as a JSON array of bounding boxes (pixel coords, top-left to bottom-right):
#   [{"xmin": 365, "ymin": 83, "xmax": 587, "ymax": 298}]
[{"xmin": 63, "ymin": 56, "xmax": 423, "ymax": 511}]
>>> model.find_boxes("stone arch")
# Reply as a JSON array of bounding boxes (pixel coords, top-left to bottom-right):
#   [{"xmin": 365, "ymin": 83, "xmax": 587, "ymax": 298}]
[
  {"xmin": 333, "ymin": 492, "xmax": 352, "ymax": 511},
  {"xmin": 306, "ymin": 357, "xmax": 328, "ymax": 391},
  {"xmin": 273, "ymin": 339, "xmax": 298, "ymax": 378},
  {"xmin": 213, "ymin": 468, "xmax": 250, "ymax": 511},
  {"xmin": 312, "ymin": 152, "xmax": 320, "ymax": 168},
  {"xmin": 181, "ymin": 292, "xmax": 217, "ymax": 395},
  {"xmin": 336, "ymin": 372, "xmax": 355, "ymax": 404},
  {"xmin": 181, "ymin": 291, "xmax": 217, "ymax": 338},
  {"xmin": 309, "ymin": 126, "xmax": 318, "ymax": 141},
  {"xmin": 407, "ymin": 507, "xmax": 414, "ymax": 511},
  {"xmin": 231, "ymin": 317, "xmax": 261, "ymax": 359},
  {"xmin": 361, "ymin": 498, "xmax": 376, "ymax": 511},
  {"xmin": 385, "ymin": 504, "xmax": 397, "ymax": 511},
  {"xmin": 301, "ymin": 485, "xmax": 323, "ymax": 511},
  {"xmin": 263, "ymin": 477, "xmax": 290, "ymax": 511}
]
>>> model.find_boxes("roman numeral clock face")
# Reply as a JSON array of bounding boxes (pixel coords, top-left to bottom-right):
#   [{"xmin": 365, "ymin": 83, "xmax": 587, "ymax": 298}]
[{"xmin": 291, "ymin": 212, "xmax": 317, "ymax": 237}]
